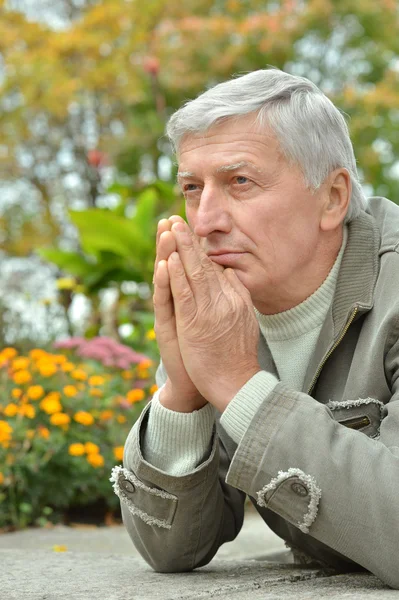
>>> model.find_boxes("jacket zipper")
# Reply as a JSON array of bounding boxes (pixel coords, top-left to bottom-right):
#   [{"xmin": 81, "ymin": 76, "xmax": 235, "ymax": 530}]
[
  {"xmin": 307, "ymin": 306, "xmax": 359, "ymax": 396},
  {"xmin": 339, "ymin": 415, "xmax": 371, "ymax": 430}
]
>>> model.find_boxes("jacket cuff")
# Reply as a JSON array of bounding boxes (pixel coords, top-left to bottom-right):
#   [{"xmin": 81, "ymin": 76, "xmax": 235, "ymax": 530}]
[
  {"xmin": 142, "ymin": 390, "xmax": 216, "ymax": 476},
  {"xmin": 220, "ymin": 371, "xmax": 279, "ymax": 443}
]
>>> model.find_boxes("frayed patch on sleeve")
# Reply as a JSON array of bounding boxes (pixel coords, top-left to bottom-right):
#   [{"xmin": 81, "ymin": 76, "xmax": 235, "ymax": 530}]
[
  {"xmin": 256, "ymin": 467, "xmax": 321, "ymax": 534},
  {"xmin": 110, "ymin": 465, "xmax": 177, "ymax": 529},
  {"xmin": 327, "ymin": 397, "xmax": 383, "ymax": 414}
]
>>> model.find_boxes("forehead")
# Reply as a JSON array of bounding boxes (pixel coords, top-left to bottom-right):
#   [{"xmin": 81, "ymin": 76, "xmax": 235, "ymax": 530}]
[{"xmin": 177, "ymin": 115, "xmax": 283, "ymax": 172}]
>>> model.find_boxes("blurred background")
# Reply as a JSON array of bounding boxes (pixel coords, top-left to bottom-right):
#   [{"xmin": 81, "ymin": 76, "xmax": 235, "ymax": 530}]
[{"xmin": 0, "ymin": 0, "xmax": 398, "ymax": 530}]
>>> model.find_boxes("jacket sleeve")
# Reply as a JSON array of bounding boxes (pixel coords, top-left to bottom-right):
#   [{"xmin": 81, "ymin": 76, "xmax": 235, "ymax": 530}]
[
  {"xmin": 110, "ymin": 364, "xmax": 246, "ymax": 573},
  {"xmin": 221, "ymin": 334, "xmax": 399, "ymax": 589}
]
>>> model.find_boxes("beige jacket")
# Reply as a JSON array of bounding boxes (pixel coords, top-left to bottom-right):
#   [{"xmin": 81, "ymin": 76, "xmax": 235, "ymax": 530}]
[{"xmin": 111, "ymin": 197, "xmax": 399, "ymax": 589}]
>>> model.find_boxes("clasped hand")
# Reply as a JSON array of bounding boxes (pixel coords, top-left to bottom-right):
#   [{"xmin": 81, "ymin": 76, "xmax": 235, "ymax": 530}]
[{"xmin": 153, "ymin": 217, "xmax": 260, "ymax": 413}]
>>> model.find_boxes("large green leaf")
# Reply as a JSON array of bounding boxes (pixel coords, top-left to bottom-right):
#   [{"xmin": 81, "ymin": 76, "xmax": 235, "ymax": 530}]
[
  {"xmin": 69, "ymin": 209, "xmax": 153, "ymax": 259},
  {"xmin": 132, "ymin": 187, "xmax": 158, "ymax": 239},
  {"xmin": 37, "ymin": 248, "xmax": 94, "ymax": 277}
]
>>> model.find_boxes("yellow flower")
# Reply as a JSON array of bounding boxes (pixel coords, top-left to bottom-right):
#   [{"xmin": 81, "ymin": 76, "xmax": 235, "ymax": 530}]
[
  {"xmin": 26, "ymin": 429, "xmax": 35, "ymax": 440},
  {"xmin": 150, "ymin": 384, "xmax": 158, "ymax": 395},
  {"xmin": 71, "ymin": 369, "xmax": 87, "ymax": 381},
  {"xmin": 11, "ymin": 388, "xmax": 23, "ymax": 399},
  {"xmin": 0, "ymin": 471, "xmax": 4, "ymax": 485},
  {"xmin": 86, "ymin": 453, "xmax": 104, "ymax": 468},
  {"xmin": 74, "ymin": 411, "xmax": 94, "ymax": 426},
  {"xmin": 4, "ymin": 403, "xmax": 18, "ymax": 417},
  {"xmin": 121, "ymin": 371, "xmax": 133, "ymax": 380},
  {"xmin": 19, "ymin": 404, "xmax": 35, "ymax": 419},
  {"xmin": 100, "ymin": 410, "xmax": 113, "ymax": 421},
  {"xmin": 2, "ymin": 347, "xmax": 17, "ymax": 359},
  {"xmin": 63, "ymin": 385, "xmax": 78, "ymax": 398},
  {"xmin": 138, "ymin": 359, "xmax": 153, "ymax": 369},
  {"xmin": 69, "ymin": 443, "xmax": 86, "ymax": 456},
  {"xmin": 47, "ymin": 391, "xmax": 61, "ymax": 401},
  {"xmin": 0, "ymin": 420, "xmax": 13, "ymax": 444},
  {"xmin": 27, "ymin": 385, "xmax": 45, "ymax": 401},
  {"xmin": 38, "ymin": 363, "xmax": 57, "ymax": 378},
  {"xmin": 38, "ymin": 426, "xmax": 50, "ymax": 439},
  {"xmin": 61, "ymin": 362, "xmax": 74, "ymax": 373},
  {"xmin": 137, "ymin": 369, "xmax": 150, "ymax": 379},
  {"xmin": 40, "ymin": 396, "xmax": 62, "ymax": 415},
  {"xmin": 113, "ymin": 446, "xmax": 124, "ymax": 462},
  {"xmin": 126, "ymin": 389, "xmax": 145, "ymax": 404},
  {"xmin": 29, "ymin": 349, "xmax": 47, "ymax": 360},
  {"xmin": 52, "ymin": 354, "xmax": 67, "ymax": 365},
  {"xmin": 50, "ymin": 412, "xmax": 71, "ymax": 427},
  {"xmin": 116, "ymin": 415, "xmax": 126, "ymax": 424},
  {"xmin": 89, "ymin": 388, "xmax": 103, "ymax": 397},
  {"xmin": 53, "ymin": 545, "xmax": 68, "ymax": 552},
  {"xmin": 56, "ymin": 277, "xmax": 76, "ymax": 290},
  {"xmin": 88, "ymin": 375, "xmax": 105, "ymax": 386},
  {"xmin": 84, "ymin": 442, "xmax": 99, "ymax": 454},
  {"xmin": 13, "ymin": 370, "xmax": 32, "ymax": 385},
  {"xmin": 145, "ymin": 328, "xmax": 156, "ymax": 341},
  {"xmin": 12, "ymin": 357, "xmax": 30, "ymax": 371}
]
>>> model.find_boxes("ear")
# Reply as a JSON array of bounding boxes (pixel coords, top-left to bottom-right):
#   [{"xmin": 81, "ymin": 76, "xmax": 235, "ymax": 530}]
[{"xmin": 320, "ymin": 168, "xmax": 351, "ymax": 232}]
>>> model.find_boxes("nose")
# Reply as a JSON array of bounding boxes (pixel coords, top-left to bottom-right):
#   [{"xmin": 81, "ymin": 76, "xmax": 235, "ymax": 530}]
[{"xmin": 191, "ymin": 185, "xmax": 233, "ymax": 238}]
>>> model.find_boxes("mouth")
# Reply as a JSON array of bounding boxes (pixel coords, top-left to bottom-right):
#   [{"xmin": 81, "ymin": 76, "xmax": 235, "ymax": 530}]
[{"xmin": 207, "ymin": 252, "xmax": 245, "ymax": 266}]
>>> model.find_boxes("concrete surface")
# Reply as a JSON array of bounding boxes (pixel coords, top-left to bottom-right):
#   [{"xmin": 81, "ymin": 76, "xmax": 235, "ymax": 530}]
[{"xmin": 0, "ymin": 510, "xmax": 394, "ymax": 599}]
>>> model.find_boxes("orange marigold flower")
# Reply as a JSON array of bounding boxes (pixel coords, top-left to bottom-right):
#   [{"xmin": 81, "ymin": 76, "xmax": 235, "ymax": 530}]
[
  {"xmin": 113, "ymin": 446, "xmax": 124, "ymax": 462},
  {"xmin": 127, "ymin": 389, "xmax": 145, "ymax": 404},
  {"xmin": 2, "ymin": 347, "xmax": 17, "ymax": 359},
  {"xmin": 63, "ymin": 385, "xmax": 78, "ymax": 398},
  {"xmin": 19, "ymin": 404, "xmax": 35, "ymax": 419},
  {"xmin": 86, "ymin": 453, "xmax": 104, "ymax": 468},
  {"xmin": 12, "ymin": 357, "xmax": 30, "ymax": 371},
  {"xmin": 0, "ymin": 420, "xmax": 13, "ymax": 444},
  {"xmin": 69, "ymin": 443, "xmax": 86, "ymax": 456},
  {"xmin": 88, "ymin": 375, "xmax": 105, "ymax": 386},
  {"xmin": 61, "ymin": 362, "xmax": 74, "ymax": 373},
  {"xmin": 52, "ymin": 354, "xmax": 67, "ymax": 365},
  {"xmin": 4, "ymin": 403, "xmax": 18, "ymax": 417},
  {"xmin": 29, "ymin": 349, "xmax": 47, "ymax": 360},
  {"xmin": 38, "ymin": 363, "xmax": 57, "ymax": 378},
  {"xmin": 0, "ymin": 471, "xmax": 4, "ymax": 484},
  {"xmin": 11, "ymin": 388, "xmax": 23, "ymax": 399},
  {"xmin": 116, "ymin": 415, "xmax": 127, "ymax": 424},
  {"xmin": 89, "ymin": 388, "xmax": 103, "ymax": 397},
  {"xmin": 74, "ymin": 411, "xmax": 94, "ymax": 426},
  {"xmin": 46, "ymin": 391, "xmax": 61, "ymax": 401},
  {"xmin": 50, "ymin": 412, "xmax": 71, "ymax": 427},
  {"xmin": 27, "ymin": 385, "xmax": 45, "ymax": 401},
  {"xmin": 100, "ymin": 410, "xmax": 113, "ymax": 421},
  {"xmin": 150, "ymin": 384, "xmax": 158, "ymax": 395},
  {"xmin": 121, "ymin": 371, "xmax": 133, "ymax": 380},
  {"xmin": 138, "ymin": 359, "xmax": 153, "ymax": 369},
  {"xmin": 84, "ymin": 442, "xmax": 99, "ymax": 454},
  {"xmin": 38, "ymin": 426, "xmax": 50, "ymax": 439},
  {"xmin": 71, "ymin": 369, "xmax": 87, "ymax": 381},
  {"xmin": 13, "ymin": 370, "xmax": 32, "ymax": 385},
  {"xmin": 40, "ymin": 396, "xmax": 62, "ymax": 415},
  {"xmin": 137, "ymin": 369, "xmax": 150, "ymax": 379}
]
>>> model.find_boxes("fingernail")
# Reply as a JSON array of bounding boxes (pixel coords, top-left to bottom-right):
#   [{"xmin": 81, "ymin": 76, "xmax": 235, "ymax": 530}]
[
  {"xmin": 170, "ymin": 252, "xmax": 180, "ymax": 262},
  {"xmin": 172, "ymin": 222, "xmax": 185, "ymax": 233}
]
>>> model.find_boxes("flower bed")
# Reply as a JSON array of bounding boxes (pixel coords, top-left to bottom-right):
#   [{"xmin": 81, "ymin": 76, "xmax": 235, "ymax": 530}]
[{"xmin": 0, "ymin": 340, "xmax": 157, "ymax": 530}]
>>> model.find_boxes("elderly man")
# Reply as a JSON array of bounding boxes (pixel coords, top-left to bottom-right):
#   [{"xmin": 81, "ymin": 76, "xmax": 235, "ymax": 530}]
[{"xmin": 110, "ymin": 68, "xmax": 399, "ymax": 588}]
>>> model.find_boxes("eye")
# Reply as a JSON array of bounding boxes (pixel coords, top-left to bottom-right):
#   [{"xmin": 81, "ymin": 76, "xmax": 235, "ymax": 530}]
[
  {"xmin": 183, "ymin": 183, "xmax": 199, "ymax": 193},
  {"xmin": 234, "ymin": 176, "xmax": 250, "ymax": 184}
]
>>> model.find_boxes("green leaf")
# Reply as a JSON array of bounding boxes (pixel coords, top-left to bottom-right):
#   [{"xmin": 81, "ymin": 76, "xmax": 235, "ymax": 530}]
[
  {"xmin": 37, "ymin": 248, "xmax": 94, "ymax": 277},
  {"xmin": 132, "ymin": 187, "xmax": 158, "ymax": 239}
]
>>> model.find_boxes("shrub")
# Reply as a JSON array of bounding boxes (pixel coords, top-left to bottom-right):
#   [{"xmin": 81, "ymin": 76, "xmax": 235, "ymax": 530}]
[{"xmin": 0, "ymin": 343, "xmax": 157, "ymax": 530}]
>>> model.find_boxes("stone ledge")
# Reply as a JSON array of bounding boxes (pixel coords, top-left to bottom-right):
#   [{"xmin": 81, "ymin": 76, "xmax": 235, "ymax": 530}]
[{"xmin": 0, "ymin": 550, "xmax": 393, "ymax": 600}]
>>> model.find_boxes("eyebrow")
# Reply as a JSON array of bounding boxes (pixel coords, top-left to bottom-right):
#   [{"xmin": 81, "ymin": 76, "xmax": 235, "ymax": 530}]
[{"xmin": 177, "ymin": 161, "xmax": 262, "ymax": 180}]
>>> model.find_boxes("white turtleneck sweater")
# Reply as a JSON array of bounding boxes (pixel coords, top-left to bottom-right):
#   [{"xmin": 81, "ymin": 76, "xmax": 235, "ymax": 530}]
[{"xmin": 142, "ymin": 227, "xmax": 348, "ymax": 476}]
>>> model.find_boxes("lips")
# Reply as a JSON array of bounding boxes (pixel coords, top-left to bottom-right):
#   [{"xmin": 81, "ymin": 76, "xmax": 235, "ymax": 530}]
[{"xmin": 207, "ymin": 251, "xmax": 245, "ymax": 265}]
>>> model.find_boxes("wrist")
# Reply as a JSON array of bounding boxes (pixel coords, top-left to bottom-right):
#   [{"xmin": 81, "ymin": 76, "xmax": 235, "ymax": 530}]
[{"xmin": 159, "ymin": 380, "xmax": 207, "ymax": 413}]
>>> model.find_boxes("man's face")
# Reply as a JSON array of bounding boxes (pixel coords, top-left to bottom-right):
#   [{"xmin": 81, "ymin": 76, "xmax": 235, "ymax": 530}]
[{"xmin": 177, "ymin": 115, "xmax": 330, "ymax": 313}]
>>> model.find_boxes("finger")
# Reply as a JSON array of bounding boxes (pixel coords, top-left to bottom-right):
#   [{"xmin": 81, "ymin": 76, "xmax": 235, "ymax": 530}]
[
  {"xmin": 168, "ymin": 251, "xmax": 197, "ymax": 319},
  {"xmin": 154, "ymin": 217, "xmax": 186, "ymax": 282},
  {"xmin": 223, "ymin": 268, "xmax": 252, "ymax": 304},
  {"xmin": 153, "ymin": 260, "xmax": 174, "ymax": 325},
  {"xmin": 171, "ymin": 222, "xmax": 220, "ymax": 302}
]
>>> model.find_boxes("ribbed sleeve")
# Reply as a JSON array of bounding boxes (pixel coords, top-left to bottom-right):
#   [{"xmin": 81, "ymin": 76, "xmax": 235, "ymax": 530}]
[
  {"xmin": 220, "ymin": 371, "xmax": 279, "ymax": 444},
  {"xmin": 142, "ymin": 389, "xmax": 216, "ymax": 476}
]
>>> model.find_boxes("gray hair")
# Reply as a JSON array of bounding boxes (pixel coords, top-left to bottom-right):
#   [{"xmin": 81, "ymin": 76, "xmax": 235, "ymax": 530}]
[{"xmin": 166, "ymin": 68, "xmax": 366, "ymax": 222}]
